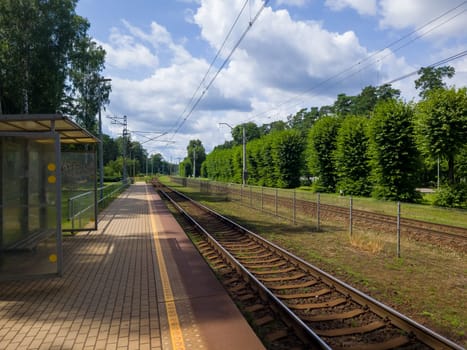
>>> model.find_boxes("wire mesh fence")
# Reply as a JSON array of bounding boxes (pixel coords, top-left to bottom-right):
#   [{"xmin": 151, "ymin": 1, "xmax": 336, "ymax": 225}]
[{"xmin": 168, "ymin": 176, "xmax": 467, "ymax": 257}]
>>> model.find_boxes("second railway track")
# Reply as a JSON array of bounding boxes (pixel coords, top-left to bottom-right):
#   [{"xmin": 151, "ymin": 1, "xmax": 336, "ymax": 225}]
[{"xmin": 154, "ymin": 181, "xmax": 463, "ymax": 350}]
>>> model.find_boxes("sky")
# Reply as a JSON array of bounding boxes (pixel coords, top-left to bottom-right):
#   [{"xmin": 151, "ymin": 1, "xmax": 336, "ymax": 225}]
[{"xmin": 76, "ymin": 0, "xmax": 467, "ymax": 163}]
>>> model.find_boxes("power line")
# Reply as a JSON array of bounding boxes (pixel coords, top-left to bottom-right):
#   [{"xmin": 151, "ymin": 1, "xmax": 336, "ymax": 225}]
[
  {"xmin": 170, "ymin": 0, "xmax": 251, "ymax": 133},
  {"xmin": 169, "ymin": 0, "xmax": 270, "ymax": 142},
  {"xmin": 244, "ymin": 0, "xmax": 466, "ymax": 123},
  {"xmin": 384, "ymin": 49, "xmax": 467, "ymax": 85}
]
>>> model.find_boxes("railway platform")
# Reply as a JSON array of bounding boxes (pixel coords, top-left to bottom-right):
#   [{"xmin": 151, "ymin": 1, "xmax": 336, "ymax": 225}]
[{"xmin": 0, "ymin": 182, "xmax": 265, "ymax": 350}]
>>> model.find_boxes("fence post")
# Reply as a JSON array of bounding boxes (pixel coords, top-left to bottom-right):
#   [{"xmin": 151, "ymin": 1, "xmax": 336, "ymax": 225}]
[
  {"xmin": 250, "ymin": 185, "xmax": 252, "ymax": 207},
  {"xmin": 317, "ymin": 193, "xmax": 320, "ymax": 231},
  {"xmin": 275, "ymin": 188, "xmax": 278, "ymax": 216},
  {"xmin": 70, "ymin": 198, "xmax": 75, "ymax": 233},
  {"xmin": 293, "ymin": 189, "xmax": 296, "ymax": 224},
  {"xmin": 397, "ymin": 201, "xmax": 401, "ymax": 258},
  {"xmin": 261, "ymin": 186, "xmax": 264, "ymax": 211},
  {"xmin": 78, "ymin": 198, "xmax": 82, "ymax": 228},
  {"xmin": 68, "ymin": 197, "xmax": 72, "ymax": 221},
  {"xmin": 349, "ymin": 196, "xmax": 353, "ymax": 236}
]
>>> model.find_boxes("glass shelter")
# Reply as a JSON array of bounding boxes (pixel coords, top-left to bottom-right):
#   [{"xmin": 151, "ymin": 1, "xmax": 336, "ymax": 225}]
[{"xmin": 0, "ymin": 114, "xmax": 99, "ymax": 280}]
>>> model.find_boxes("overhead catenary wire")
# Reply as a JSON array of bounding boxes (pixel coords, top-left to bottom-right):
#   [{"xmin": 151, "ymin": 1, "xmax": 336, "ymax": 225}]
[
  {"xmin": 244, "ymin": 0, "xmax": 467, "ymax": 123},
  {"xmin": 168, "ymin": 0, "xmax": 270, "ymax": 143},
  {"xmin": 384, "ymin": 49, "xmax": 467, "ymax": 85},
  {"xmin": 170, "ymin": 0, "xmax": 251, "ymax": 133}
]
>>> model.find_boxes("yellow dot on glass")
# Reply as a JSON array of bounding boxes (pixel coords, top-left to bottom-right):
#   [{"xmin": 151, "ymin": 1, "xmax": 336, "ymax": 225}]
[
  {"xmin": 47, "ymin": 163, "xmax": 56, "ymax": 171},
  {"xmin": 48, "ymin": 175, "xmax": 56, "ymax": 184},
  {"xmin": 49, "ymin": 254, "xmax": 57, "ymax": 263}
]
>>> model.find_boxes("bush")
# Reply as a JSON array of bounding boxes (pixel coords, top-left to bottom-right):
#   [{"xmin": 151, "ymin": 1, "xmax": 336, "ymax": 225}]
[
  {"xmin": 369, "ymin": 99, "xmax": 421, "ymax": 202},
  {"xmin": 103, "ymin": 176, "xmax": 122, "ymax": 182},
  {"xmin": 433, "ymin": 184, "xmax": 467, "ymax": 208}
]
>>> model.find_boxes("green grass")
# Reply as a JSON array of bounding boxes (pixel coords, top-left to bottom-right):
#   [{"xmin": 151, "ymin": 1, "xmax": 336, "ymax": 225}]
[{"xmin": 166, "ymin": 176, "xmax": 467, "ymax": 228}]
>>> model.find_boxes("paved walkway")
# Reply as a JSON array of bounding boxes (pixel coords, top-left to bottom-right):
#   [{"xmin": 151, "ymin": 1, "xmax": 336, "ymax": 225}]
[{"xmin": 0, "ymin": 182, "xmax": 264, "ymax": 350}]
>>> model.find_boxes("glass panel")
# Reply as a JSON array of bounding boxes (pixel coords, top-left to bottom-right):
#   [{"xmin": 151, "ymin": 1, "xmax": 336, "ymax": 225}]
[
  {"xmin": 0, "ymin": 136, "xmax": 59, "ymax": 279},
  {"xmin": 62, "ymin": 150, "xmax": 96, "ymax": 231}
]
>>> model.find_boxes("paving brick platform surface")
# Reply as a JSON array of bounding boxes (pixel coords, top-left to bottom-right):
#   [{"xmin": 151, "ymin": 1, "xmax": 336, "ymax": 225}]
[{"xmin": 0, "ymin": 182, "xmax": 264, "ymax": 350}]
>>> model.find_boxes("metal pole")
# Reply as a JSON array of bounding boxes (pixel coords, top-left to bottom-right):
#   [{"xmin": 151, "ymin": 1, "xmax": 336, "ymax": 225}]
[
  {"xmin": 293, "ymin": 189, "xmax": 296, "ymax": 225},
  {"xmin": 349, "ymin": 196, "xmax": 353, "ymax": 236},
  {"xmin": 275, "ymin": 188, "xmax": 278, "ymax": 216},
  {"xmin": 317, "ymin": 193, "xmax": 320, "ymax": 231},
  {"xmin": 261, "ymin": 186, "xmax": 264, "ymax": 211},
  {"xmin": 242, "ymin": 126, "xmax": 246, "ymax": 186},
  {"xmin": 98, "ymin": 105, "xmax": 104, "ymax": 199},
  {"xmin": 98, "ymin": 78, "xmax": 110, "ymax": 199},
  {"xmin": 437, "ymin": 157, "xmax": 440, "ymax": 190},
  {"xmin": 397, "ymin": 202, "xmax": 401, "ymax": 258},
  {"xmin": 193, "ymin": 149, "xmax": 196, "ymax": 177},
  {"xmin": 122, "ymin": 115, "xmax": 127, "ymax": 183}
]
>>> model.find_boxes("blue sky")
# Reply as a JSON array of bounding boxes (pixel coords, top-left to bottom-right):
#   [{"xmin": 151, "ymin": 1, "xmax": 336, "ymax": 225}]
[{"xmin": 76, "ymin": 0, "xmax": 467, "ymax": 162}]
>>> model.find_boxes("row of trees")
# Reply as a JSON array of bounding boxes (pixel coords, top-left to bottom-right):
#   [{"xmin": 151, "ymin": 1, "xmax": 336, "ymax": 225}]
[
  {"xmin": 202, "ymin": 130, "xmax": 305, "ymax": 188},
  {"xmin": 0, "ymin": 1, "xmax": 175, "ymax": 180},
  {"xmin": 102, "ymin": 135, "xmax": 172, "ymax": 179},
  {"xmin": 0, "ymin": 0, "xmax": 111, "ymax": 131},
  {"xmin": 186, "ymin": 66, "xmax": 467, "ymax": 206}
]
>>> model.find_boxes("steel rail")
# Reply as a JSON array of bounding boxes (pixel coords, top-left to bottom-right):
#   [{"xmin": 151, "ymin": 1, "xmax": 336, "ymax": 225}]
[
  {"xmin": 157, "ymin": 182, "xmax": 464, "ymax": 350},
  {"xmin": 157, "ymin": 185, "xmax": 332, "ymax": 349}
]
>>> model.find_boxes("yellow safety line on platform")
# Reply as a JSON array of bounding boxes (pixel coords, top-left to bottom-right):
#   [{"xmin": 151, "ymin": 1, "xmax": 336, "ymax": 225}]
[{"xmin": 146, "ymin": 186, "xmax": 186, "ymax": 350}]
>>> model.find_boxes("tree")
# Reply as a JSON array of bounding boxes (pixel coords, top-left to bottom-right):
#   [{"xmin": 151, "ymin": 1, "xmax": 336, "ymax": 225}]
[
  {"xmin": 414, "ymin": 66, "xmax": 455, "ymax": 99},
  {"xmin": 260, "ymin": 120, "xmax": 288, "ymax": 135},
  {"xmin": 319, "ymin": 105, "xmax": 334, "ymax": 116},
  {"xmin": 0, "ymin": 0, "xmax": 109, "ymax": 121},
  {"xmin": 186, "ymin": 140, "xmax": 206, "ymax": 177},
  {"xmin": 129, "ymin": 141, "xmax": 146, "ymax": 174},
  {"xmin": 416, "ymin": 87, "xmax": 467, "ymax": 185},
  {"xmin": 333, "ymin": 93, "xmax": 355, "ymax": 116},
  {"xmin": 369, "ymin": 99, "xmax": 421, "ymax": 202},
  {"xmin": 376, "ymin": 83, "xmax": 401, "ymax": 101},
  {"xmin": 103, "ymin": 134, "xmax": 119, "ymax": 164},
  {"xmin": 179, "ymin": 159, "xmax": 192, "ymax": 178},
  {"xmin": 148, "ymin": 153, "xmax": 163, "ymax": 174},
  {"xmin": 66, "ymin": 38, "xmax": 110, "ymax": 133},
  {"xmin": 287, "ymin": 107, "xmax": 319, "ymax": 132},
  {"xmin": 352, "ymin": 84, "xmax": 400, "ymax": 116},
  {"xmin": 306, "ymin": 116, "xmax": 341, "ymax": 192},
  {"xmin": 334, "ymin": 116, "xmax": 371, "ymax": 196},
  {"xmin": 232, "ymin": 122, "xmax": 261, "ymax": 145},
  {"xmin": 271, "ymin": 130, "xmax": 305, "ymax": 188}
]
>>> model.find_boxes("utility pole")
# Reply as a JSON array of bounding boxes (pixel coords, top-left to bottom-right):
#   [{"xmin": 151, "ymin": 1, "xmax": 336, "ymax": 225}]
[
  {"xmin": 108, "ymin": 114, "xmax": 128, "ymax": 183},
  {"xmin": 98, "ymin": 78, "xmax": 111, "ymax": 199},
  {"xmin": 242, "ymin": 126, "xmax": 247, "ymax": 186},
  {"xmin": 219, "ymin": 122, "xmax": 247, "ymax": 186},
  {"xmin": 193, "ymin": 149, "xmax": 196, "ymax": 177}
]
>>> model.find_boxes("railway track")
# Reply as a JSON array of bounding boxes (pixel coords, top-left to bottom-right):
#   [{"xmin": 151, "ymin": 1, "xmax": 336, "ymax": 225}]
[
  {"xmin": 155, "ymin": 182, "xmax": 463, "ymax": 350},
  {"xmin": 245, "ymin": 190, "xmax": 467, "ymax": 250}
]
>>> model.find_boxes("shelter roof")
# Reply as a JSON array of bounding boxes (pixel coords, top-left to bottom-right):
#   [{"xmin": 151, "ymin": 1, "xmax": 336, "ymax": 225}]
[{"xmin": 0, "ymin": 114, "xmax": 99, "ymax": 143}]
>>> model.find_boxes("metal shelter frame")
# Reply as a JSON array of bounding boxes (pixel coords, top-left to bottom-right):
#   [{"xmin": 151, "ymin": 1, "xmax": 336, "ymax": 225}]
[{"xmin": 0, "ymin": 114, "xmax": 99, "ymax": 280}]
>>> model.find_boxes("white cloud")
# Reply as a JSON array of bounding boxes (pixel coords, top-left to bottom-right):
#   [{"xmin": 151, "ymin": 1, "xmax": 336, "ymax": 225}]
[
  {"xmin": 100, "ymin": 27, "xmax": 158, "ymax": 70},
  {"xmin": 194, "ymin": 0, "xmax": 381, "ymax": 98},
  {"xmin": 379, "ymin": 0, "xmax": 467, "ymax": 39},
  {"xmin": 276, "ymin": 0, "xmax": 308, "ymax": 7},
  {"xmin": 122, "ymin": 20, "xmax": 172, "ymax": 48},
  {"xmin": 325, "ymin": 0, "xmax": 377, "ymax": 16},
  {"xmin": 100, "ymin": 0, "xmax": 445, "ymax": 160}
]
